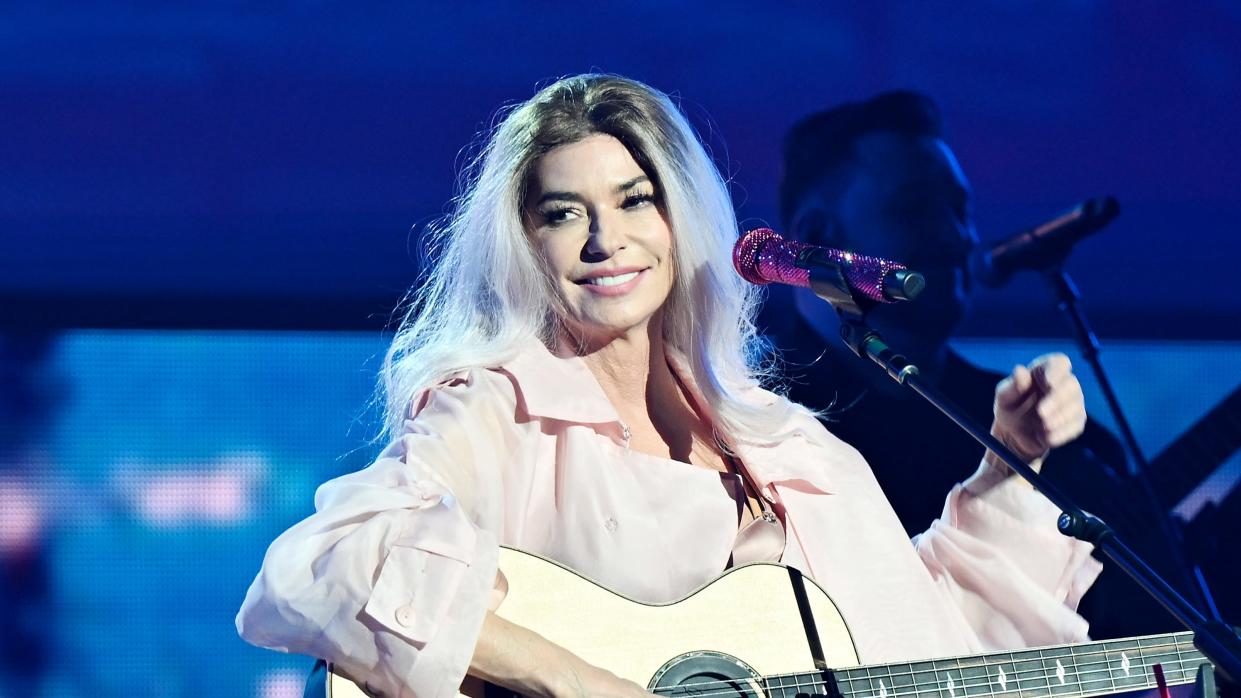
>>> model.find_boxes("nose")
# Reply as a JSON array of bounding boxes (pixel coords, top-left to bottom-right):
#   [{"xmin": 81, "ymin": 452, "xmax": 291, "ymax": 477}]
[{"xmin": 583, "ymin": 211, "xmax": 626, "ymax": 260}]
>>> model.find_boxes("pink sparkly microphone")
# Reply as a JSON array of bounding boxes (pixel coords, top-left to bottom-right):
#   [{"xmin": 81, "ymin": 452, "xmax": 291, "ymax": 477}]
[{"xmin": 731, "ymin": 228, "xmax": 924, "ymax": 305}]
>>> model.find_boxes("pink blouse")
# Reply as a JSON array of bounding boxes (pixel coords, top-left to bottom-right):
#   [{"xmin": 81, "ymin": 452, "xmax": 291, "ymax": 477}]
[{"xmin": 236, "ymin": 340, "xmax": 1101, "ymax": 698}]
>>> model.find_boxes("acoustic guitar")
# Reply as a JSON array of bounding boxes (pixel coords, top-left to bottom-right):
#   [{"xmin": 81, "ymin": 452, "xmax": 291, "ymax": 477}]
[{"xmin": 324, "ymin": 547, "xmax": 1211, "ymax": 698}]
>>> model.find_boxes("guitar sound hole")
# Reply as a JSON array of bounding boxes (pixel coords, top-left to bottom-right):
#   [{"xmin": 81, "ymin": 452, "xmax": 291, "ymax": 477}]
[{"xmin": 649, "ymin": 651, "xmax": 763, "ymax": 698}]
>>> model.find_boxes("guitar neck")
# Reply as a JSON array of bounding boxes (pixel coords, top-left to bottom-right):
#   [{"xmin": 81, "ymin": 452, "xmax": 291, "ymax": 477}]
[{"xmin": 759, "ymin": 632, "xmax": 1205, "ymax": 698}]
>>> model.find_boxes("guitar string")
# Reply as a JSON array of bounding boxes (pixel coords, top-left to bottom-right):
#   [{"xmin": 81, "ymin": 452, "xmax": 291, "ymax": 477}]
[
  {"xmin": 655, "ymin": 660, "xmax": 1196, "ymax": 690},
  {"xmin": 654, "ymin": 651, "xmax": 1203, "ymax": 698},
  {"xmin": 652, "ymin": 658, "xmax": 1203, "ymax": 698},
  {"xmin": 656, "ymin": 660, "xmax": 1200, "ymax": 698},
  {"xmin": 833, "ymin": 641, "xmax": 1199, "ymax": 688},
  {"xmin": 653, "ymin": 637, "xmax": 1197, "ymax": 693},
  {"xmin": 650, "ymin": 639, "xmax": 1201, "ymax": 698},
  {"xmin": 655, "ymin": 662, "xmax": 1197, "ymax": 698}
]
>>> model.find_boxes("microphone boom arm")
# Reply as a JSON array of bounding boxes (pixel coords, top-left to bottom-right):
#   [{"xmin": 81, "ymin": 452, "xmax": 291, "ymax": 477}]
[{"xmin": 823, "ymin": 303, "xmax": 1241, "ymax": 688}]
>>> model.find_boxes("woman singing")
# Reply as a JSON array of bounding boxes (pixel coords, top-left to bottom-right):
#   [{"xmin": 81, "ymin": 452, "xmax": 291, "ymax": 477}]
[{"xmin": 237, "ymin": 74, "xmax": 1099, "ymax": 698}]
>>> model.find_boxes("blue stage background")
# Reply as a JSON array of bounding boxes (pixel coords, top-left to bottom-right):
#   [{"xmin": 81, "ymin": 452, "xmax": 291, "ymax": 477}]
[
  {"xmin": 2, "ymin": 3, "xmax": 1240, "ymax": 697},
  {"xmin": 0, "ymin": 331, "xmax": 1229, "ymax": 697}
]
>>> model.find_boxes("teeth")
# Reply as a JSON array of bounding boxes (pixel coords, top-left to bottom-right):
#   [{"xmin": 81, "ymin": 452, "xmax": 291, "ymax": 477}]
[{"xmin": 586, "ymin": 271, "xmax": 640, "ymax": 287}]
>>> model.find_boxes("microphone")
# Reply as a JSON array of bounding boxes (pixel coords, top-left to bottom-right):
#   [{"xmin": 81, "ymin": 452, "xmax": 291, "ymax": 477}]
[
  {"xmin": 732, "ymin": 228, "xmax": 924, "ymax": 303},
  {"xmin": 970, "ymin": 196, "xmax": 1119, "ymax": 288}
]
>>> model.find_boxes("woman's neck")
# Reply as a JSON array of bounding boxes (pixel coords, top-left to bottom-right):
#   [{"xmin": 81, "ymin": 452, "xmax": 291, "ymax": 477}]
[
  {"xmin": 565, "ymin": 318, "xmax": 714, "ymax": 465},
  {"xmin": 568, "ymin": 320, "xmax": 677, "ymax": 414}
]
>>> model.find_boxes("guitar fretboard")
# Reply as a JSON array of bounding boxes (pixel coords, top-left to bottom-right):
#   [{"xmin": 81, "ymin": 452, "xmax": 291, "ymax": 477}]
[{"xmin": 759, "ymin": 632, "xmax": 1206, "ymax": 698}]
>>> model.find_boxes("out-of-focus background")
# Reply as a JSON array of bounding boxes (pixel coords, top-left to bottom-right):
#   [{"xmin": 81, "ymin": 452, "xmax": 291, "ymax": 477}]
[{"xmin": 2, "ymin": 3, "xmax": 1239, "ymax": 696}]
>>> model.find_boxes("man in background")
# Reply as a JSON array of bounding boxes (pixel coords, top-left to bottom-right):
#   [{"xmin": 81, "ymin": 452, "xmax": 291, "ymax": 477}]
[{"xmin": 767, "ymin": 90, "xmax": 1180, "ymax": 639}]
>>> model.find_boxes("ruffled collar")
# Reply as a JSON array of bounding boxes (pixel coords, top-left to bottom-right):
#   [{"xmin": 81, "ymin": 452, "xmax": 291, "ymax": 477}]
[{"xmin": 497, "ymin": 338, "xmax": 838, "ymax": 495}]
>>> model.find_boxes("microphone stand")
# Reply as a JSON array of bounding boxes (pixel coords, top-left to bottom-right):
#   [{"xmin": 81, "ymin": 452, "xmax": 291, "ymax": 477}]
[
  {"xmin": 1044, "ymin": 265, "xmax": 1224, "ymax": 623},
  {"xmin": 799, "ymin": 262, "xmax": 1241, "ymax": 690}
]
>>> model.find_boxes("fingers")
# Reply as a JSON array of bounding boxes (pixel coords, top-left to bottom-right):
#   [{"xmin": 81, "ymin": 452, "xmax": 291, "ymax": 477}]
[
  {"xmin": 1032, "ymin": 355, "xmax": 1087, "ymax": 447},
  {"xmin": 1030, "ymin": 353, "xmax": 1072, "ymax": 393},
  {"xmin": 1000, "ymin": 353, "xmax": 1077, "ymax": 409},
  {"xmin": 1035, "ymin": 375, "xmax": 1084, "ymax": 422},
  {"xmin": 995, "ymin": 363, "xmax": 1036, "ymax": 409},
  {"xmin": 1039, "ymin": 402, "xmax": 1087, "ymax": 447},
  {"xmin": 993, "ymin": 352, "xmax": 1087, "ymax": 457}
]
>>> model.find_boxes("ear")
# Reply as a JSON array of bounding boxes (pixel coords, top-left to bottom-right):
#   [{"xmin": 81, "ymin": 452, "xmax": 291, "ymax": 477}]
[{"xmin": 788, "ymin": 206, "xmax": 841, "ymax": 247}]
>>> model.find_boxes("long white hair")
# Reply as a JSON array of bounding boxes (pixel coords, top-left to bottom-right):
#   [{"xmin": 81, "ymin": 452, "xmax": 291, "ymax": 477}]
[{"xmin": 380, "ymin": 74, "xmax": 802, "ymax": 445}]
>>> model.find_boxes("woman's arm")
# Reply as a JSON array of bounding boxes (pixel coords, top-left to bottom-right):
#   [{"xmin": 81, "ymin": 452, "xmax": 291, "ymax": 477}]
[
  {"xmin": 969, "ymin": 352, "xmax": 1087, "ymax": 493},
  {"xmin": 237, "ymin": 368, "xmax": 655, "ymax": 698},
  {"xmin": 237, "ymin": 370, "xmax": 499, "ymax": 697},
  {"xmin": 913, "ymin": 353, "xmax": 1102, "ymax": 650},
  {"xmin": 471, "ymin": 612, "xmax": 653, "ymax": 698}
]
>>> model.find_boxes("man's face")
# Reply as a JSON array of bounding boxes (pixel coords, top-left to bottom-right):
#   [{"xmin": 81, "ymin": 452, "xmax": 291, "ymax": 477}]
[{"xmin": 816, "ymin": 131, "xmax": 979, "ymax": 343}]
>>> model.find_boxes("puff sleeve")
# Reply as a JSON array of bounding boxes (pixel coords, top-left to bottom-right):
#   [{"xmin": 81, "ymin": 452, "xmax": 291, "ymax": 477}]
[
  {"xmin": 914, "ymin": 473, "xmax": 1103, "ymax": 650},
  {"xmin": 236, "ymin": 369, "xmax": 519, "ymax": 698}
]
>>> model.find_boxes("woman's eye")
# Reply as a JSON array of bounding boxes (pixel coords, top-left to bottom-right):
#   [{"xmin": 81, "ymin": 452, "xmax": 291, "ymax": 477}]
[
  {"xmin": 541, "ymin": 206, "xmax": 580, "ymax": 225},
  {"xmin": 622, "ymin": 192, "xmax": 656, "ymax": 209}
]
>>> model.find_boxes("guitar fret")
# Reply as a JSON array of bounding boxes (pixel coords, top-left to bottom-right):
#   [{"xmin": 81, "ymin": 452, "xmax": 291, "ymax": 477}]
[
  {"xmin": 790, "ymin": 672, "xmax": 807, "ymax": 698},
  {"xmin": 958, "ymin": 657, "xmax": 992, "ymax": 697},
  {"xmin": 768, "ymin": 672, "xmax": 793, "ymax": 698},
  {"xmin": 825, "ymin": 632, "xmax": 1203, "ymax": 698},
  {"xmin": 1171, "ymin": 636, "xmax": 1197, "ymax": 683},
  {"xmin": 936, "ymin": 660, "xmax": 959, "ymax": 698},
  {"xmin": 814, "ymin": 672, "xmax": 828, "ymax": 697},
  {"xmin": 779, "ymin": 671, "xmax": 799, "ymax": 698},
  {"xmin": 867, "ymin": 662, "xmax": 891, "ymax": 698},
  {"xmin": 1178, "ymin": 638, "xmax": 1205, "ymax": 683},
  {"xmin": 1103, "ymin": 638, "xmax": 1148, "ymax": 690},
  {"xmin": 1039, "ymin": 647, "xmax": 1055, "ymax": 698},
  {"xmin": 995, "ymin": 652, "xmax": 1016, "ymax": 696},
  {"xmin": 793, "ymin": 670, "xmax": 831, "ymax": 697},
  {"xmin": 887, "ymin": 656, "xmax": 916, "ymax": 698},
  {"xmin": 945, "ymin": 657, "xmax": 967, "ymax": 698},
  {"xmin": 906, "ymin": 661, "xmax": 939, "ymax": 698},
  {"xmin": 1139, "ymin": 636, "xmax": 1188, "ymax": 684},
  {"xmin": 803, "ymin": 671, "xmax": 830, "ymax": 697},
  {"xmin": 762, "ymin": 673, "xmax": 778, "ymax": 698},
  {"xmin": 1001, "ymin": 652, "xmax": 1023, "ymax": 696},
  {"xmin": 1098, "ymin": 642, "xmax": 1118, "ymax": 697},
  {"xmin": 798, "ymin": 672, "xmax": 814, "ymax": 698},
  {"xmin": 1011, "ymin": 654, "xmax": 1049, "ymax": 698},
  {"xmin": 1068, "ymin": 642, "xmax": 1111, "ymax": 697},
  {"xmin": 1040, "ymin": 646, "xmax": 1078, "ymax": 696},
  {"xmin": 1065, "ymin": 642, "xmax": 1085, "ymax": 696}
]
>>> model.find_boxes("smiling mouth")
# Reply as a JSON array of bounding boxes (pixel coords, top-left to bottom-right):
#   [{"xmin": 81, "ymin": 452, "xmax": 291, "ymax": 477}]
[
  {"xmin": 574, "ymin": 266, "xmax": 650, "ymax": 286},
  {"xmin": 578, "ymin": 271, "xmax": 642, "ymax": 287}
]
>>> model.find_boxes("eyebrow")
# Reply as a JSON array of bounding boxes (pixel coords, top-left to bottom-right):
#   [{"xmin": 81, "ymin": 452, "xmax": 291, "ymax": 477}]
[{"xmin": 534, "ymin": 175, "xmax": 652, "ymax": 207}]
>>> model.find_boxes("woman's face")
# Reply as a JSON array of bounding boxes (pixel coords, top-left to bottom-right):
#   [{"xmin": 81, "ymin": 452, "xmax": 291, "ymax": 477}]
[{"xmin": 525, "ymin": 133, "xmax": 675, "ymax": 346}]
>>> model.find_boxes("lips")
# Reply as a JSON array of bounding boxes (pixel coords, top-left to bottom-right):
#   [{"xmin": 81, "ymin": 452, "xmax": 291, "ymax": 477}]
[
  {"xmin": 580, "ymin": 270, "xmax": 640, "ymax": 287},
  {"xmin": 573, "ymin": 266, "xmax": 648, "ymax": 285},
  {"xmin": 573, "ymin": 267, "xmax": 649, "ymax": 296}
]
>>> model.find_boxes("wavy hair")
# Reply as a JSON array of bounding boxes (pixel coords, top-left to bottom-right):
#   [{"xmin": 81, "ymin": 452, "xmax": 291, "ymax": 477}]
[{"xmin": 380, "ymin": 74, "xmax": 801, "ymax": 445}]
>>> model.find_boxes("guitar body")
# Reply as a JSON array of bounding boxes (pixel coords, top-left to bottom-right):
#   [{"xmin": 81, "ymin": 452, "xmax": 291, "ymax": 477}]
[
  {"xmin": 325, "ymin": 547, "xmax": 1207, "ymax": 698},
  {"xmin": 328, "ymin": 546, "xmax": 860, "ymax": 697}
]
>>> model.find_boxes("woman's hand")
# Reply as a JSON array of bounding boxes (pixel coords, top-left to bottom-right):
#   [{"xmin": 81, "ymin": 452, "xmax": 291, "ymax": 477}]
[{"xmin": 978, "ymin": 353, "xmax": 1087, "ymax": 487}]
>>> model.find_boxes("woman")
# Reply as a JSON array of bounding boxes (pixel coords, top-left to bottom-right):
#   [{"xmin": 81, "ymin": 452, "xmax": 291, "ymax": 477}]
[{"xmin": 237, "ymin": 74, "xmax": 1098, "ymax": 698}]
